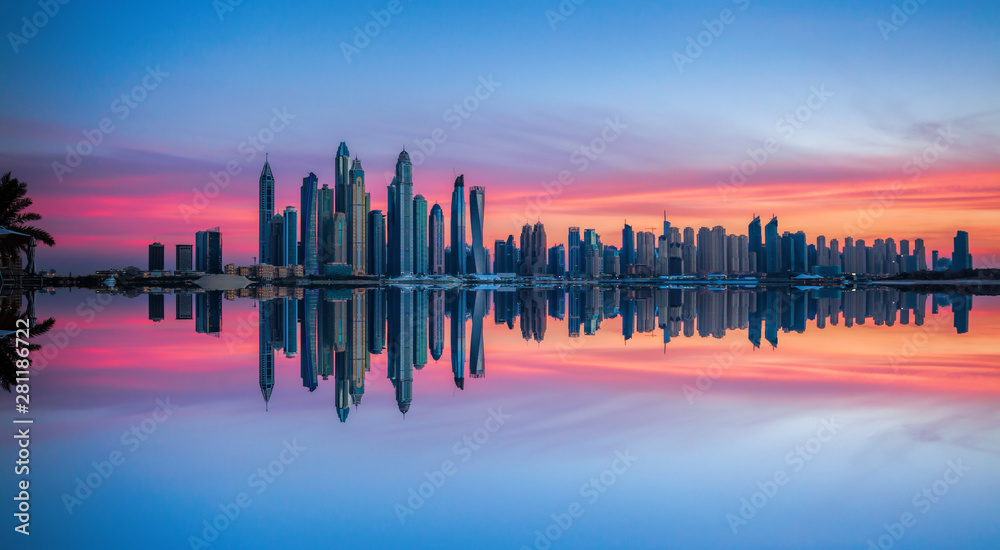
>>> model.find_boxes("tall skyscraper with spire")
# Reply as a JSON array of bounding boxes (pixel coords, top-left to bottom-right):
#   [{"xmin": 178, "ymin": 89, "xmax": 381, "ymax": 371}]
[
  {"xmin": 259, "ymin": 156, "xmax": 274, "ymax": 264},
  {"xmin": 387, "ymin": 150, "xmax": 414, "ymax": 277},
  {"xmin": 450, "ymin": 175, "xmax": 467, "ymax": 276},
  {"xmin": 349, "ymin": 157, "xmax": 368, "ymax": 275},
  {"xmin": 469, "ymin": 186, "xmax": 486, "ymax": 274}
]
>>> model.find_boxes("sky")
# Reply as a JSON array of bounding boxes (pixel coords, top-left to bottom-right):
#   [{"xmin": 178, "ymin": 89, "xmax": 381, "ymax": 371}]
[{"xmin": 1, "ymin": 0, "xmax": 998, "ymax": 272}]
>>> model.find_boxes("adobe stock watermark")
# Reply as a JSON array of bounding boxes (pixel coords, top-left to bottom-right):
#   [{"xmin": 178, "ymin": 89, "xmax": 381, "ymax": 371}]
[
  {"xmin": 178, "ymin": 107, "xmax": 295, "ymax": 223},
  {"xmin": 878, "ymin": 0, "xmax": 931, "ymax": 41},
  {"xmin": 187, "ymin": 440, "xmax": 306, "ymax": 549},
  {"xmin": 843, "ymin": 126, "xmax": 957, "ymax": 236},
  {"xmin": 672, "ymin": 0, "xmax": 751, "ymax": 72},
  {"xmin": 61, "ymin": 398, "xmax": 180, "ymax": 515},
  {"xmin": 511, "ymin": 116, "xmax": 627, "ymax": 229},
  {"xmin": 394, "ymin": 407, "xmax": 511, "ymax": 524},
  {"xmin": 51, "ymin": 65, "xmax": 169, "ymax": 182},
  {"xmin": 213, "ymin": 0, "xmax": 243, "ymax": 21},
  {"xmin": 7, "ymin": 0, "xmax": 71, "ymax": 54},
  {"xmin": 864, "ymin": 459, "xmax": 970, "ymax": 550},
  {"xmin": 681, "ymin": 341, "xmax": 747, "ymax": 404},
  {"xmin": 520, "ymin": 449, "xmax": 638, "ymax": 550},
  {"xmin": 726, "ymin": 417, "xmax": 842, "ymax": 534},
  {"xmin": 341, "ymin": 0, "xmax": 404, "ymax": 63},
  {"xmin": 717, "ymin": 85, "xmax": 833, "ymax": 200},
  {"xmin": 545, "ymin": 0, "xmax": 586, "ymax": 31}
]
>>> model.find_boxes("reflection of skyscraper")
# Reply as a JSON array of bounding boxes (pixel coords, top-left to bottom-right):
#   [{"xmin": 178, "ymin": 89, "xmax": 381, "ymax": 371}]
[
  {"xmin": 387, "ymin": 288, "xmax": 414, "ymax": 413},
  {"xmin": 469, "ymin": 186, "xmax": 486, "ymax": 274},
  {"xmin": 413, "ymin": 289, "xmax": 428, "ymax": 370},
  {"xmin": 259, "ymin": 157, "xmax": 274, "ymax": 264},
  {"xmin": 469, "ymin": 290, "xmax": 486, "ymax": 378},
  {"xmin": 195, "ymin": 291, "xmax": 222, "ymax": 334},
  {"xmin": 429, "ymin": 204, "xmax": 445, "ymax": 275},
  {"xmin": 367, "ymin": 288, "xmax": 385, "ymax": 355},
  {"xmin": 300, "ymin": 290, "xmax": 318, "ymax": 391},
  {"xmin": 449, "ymin": 289, "xmax": 466, "ymax": 389},
  {"xmin": 300, "ymin": 173, "xmax": 319, "ymax": 275},
  {"xmin": 450, "ymin": 175, "xmax": 466, "ymax": 276},
  {"xmin": 283, "ymin": 296, "xmax": 297, "ymax": 358},
  {"xmin": 429, "ymin": 289, "xmax": 444, "ymax": 361},
  {"xmin": 148, "ymin": 294, "xmax": 164, "ymax": 322},
  {"xmin": 175, "ymin": 293, "xmax": 193, "ymax": 320},
  {"xmin": 259, "ymin": 300, "xmax": 274, "ymax": 410},
  {"xmin": 349, "ymin": 289, "xmax": 368, "ymax": 407}
]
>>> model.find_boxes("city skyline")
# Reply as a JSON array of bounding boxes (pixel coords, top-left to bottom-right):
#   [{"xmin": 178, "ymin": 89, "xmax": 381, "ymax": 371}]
[{"xmin": 2, "ymin": 2, "xmax": 998, "ymax": 273}]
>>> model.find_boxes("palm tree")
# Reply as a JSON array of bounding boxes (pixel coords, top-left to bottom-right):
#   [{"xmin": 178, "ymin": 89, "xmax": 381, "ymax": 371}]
[{"xmin": 0, "ymin": 171, "xmax": 56, "ymax": 251}]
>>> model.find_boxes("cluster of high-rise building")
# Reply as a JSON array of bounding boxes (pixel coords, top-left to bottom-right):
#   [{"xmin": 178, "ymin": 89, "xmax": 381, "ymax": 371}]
[
  {"xmin": 147, "ymin": 229, "xmax": 221, "ymax": 274},
  {"xmin": 494, "ymin": 216, "xmax": 975, "ymax": 278},
  {"xmin": 257, "ymin": 144, "xmax": 488, "ymax": 278}
]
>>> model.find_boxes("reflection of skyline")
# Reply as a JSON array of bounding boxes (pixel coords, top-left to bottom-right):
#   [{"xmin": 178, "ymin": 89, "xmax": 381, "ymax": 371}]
[{"xmin": 151, "ymin": 287, "xmax": 976, "ymax": 420}]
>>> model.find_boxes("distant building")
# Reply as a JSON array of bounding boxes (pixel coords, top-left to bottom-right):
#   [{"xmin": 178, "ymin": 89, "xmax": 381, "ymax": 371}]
[
  {"xmin": 175, "ymin": 244, "xmax": 193, "ymax": 272},
  {"xmin": 953, "ymin": 230, "xmax": 972, "ymax": 270},
  {"xmin": 195, "ymin": 228, "xmax": 222, "ymax": 274},
  {"xmin": 148, "ymin": 242, "xmax": 164, "ymax": 271},
  {"xmin": 518, "ymin": 222, "xmax": 547, "ymax": 276},
  {"xmin": 387, "ymin": 150, "xmax": 414, "ymax": 277}
]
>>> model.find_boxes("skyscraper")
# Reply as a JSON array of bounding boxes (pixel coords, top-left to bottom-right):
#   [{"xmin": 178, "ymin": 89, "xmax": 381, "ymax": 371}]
[
  {"xmin": 387, "ymin": 150, "xmax": 414, "ymax": 277},
  {"xmin": 175, "ymin": 244, "xmax": 193, "ymax": 272},
  {"xmin": 428, "ymin": 203, "xmax": 445, "ymax": 275},
  {"xmin": 469, "ymin": 186, "xmax": 486, "ymax": 274},
  {"xmin": 621, "ymin": 223, "xmax": 635, "ymax": 275},
  {"xmin": 568, "ymin": 227, "xmax": 581, "ymax": 276},
  {"xmin": 748, "ymin": 216, "xmax": 762, "ymax": 274},
  {"xmin": 450, "ymin": 175, "xmax": 467, "ymax": 276},
  {"xmin": 953, "ymin": 230, "xmax": 972, "ymax": 270},
  {"xmin": 269, "ymin": 213, "xmax": 283, "ymax": 266},
  {"xmin": 148, "ymin": 242, "xmax": 164, "ymax": 271},
  {"xmin": 518, "ymin": 222, "xmax": 547, "ymax": 276},
  {"xmin": 282, "ymin": 206, "xmax": 297, "ymax": 267},
  {"xmin": 195, "ymin": 227, "xmax": 222, "ymax": 274},
  {"xmin": 317, "ymin": 184, "xmax": 334, "ymax": 266},
  {"xmin": 764, "ymin": 216, "xmax": 779, "ymax": 274},
  {"xmin": 300, "ymin": 173, "xmax": 318, "ymax": 275},
  {"xmin": 349, "ymin": 158, "xmax": 368, "ymax": 275},
  {"xmin": 413, "ymin": 194, "xmax": 428, "ymax": 275},
  {"xmin": 367, "ymin": 210, "xmax": 386, "ymax": 277},
  {"xmin": 334, "ymin": 142, "xmax": 350, "ymax": 215},
  {"xmin": 259, "ymin": 156, "xmax": 274, "ymax": 264}
]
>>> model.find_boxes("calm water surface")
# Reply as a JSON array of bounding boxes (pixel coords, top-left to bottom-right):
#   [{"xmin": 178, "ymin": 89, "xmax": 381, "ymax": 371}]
[{"xmin": 3, "ymin": 286, "xmax": 998, "ymax": 549}]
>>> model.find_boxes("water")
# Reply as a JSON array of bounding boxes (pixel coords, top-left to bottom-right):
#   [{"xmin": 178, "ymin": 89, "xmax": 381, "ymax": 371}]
[{"xmin": 3, "ymin": 286, "xmax": 999, "ymax": 549}]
